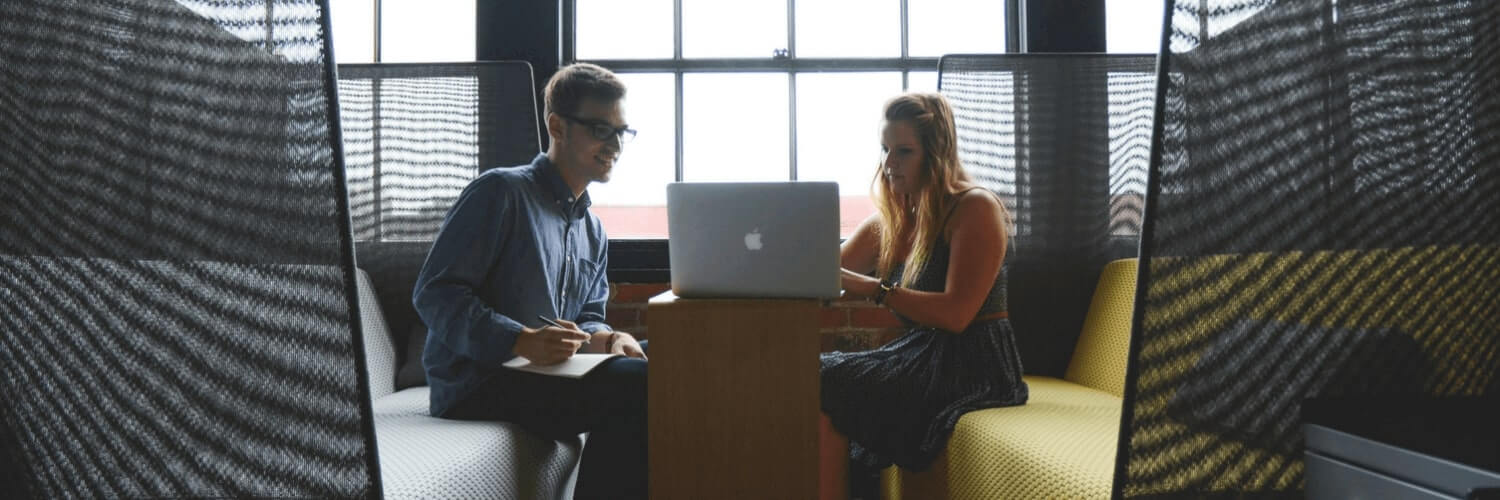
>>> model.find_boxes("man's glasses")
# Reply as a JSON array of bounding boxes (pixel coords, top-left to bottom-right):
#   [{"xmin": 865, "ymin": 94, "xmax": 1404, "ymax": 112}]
[{"xmin": 560, "ymin": 114, "xmax": 636, "ymax": 144}]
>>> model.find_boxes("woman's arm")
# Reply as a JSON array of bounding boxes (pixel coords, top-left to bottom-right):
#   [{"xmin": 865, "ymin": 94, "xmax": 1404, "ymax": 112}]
[
  {"xmin": 880, "ymin": 190, "xmax": 1007, "ymax": 333},
  {"xmin": 840, "ymin": 212, "xmax": 883, "ymax": 274}
]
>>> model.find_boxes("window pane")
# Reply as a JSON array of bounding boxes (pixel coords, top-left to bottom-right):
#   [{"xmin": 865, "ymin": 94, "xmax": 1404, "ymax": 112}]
[
  {"xmin": 796, "ymin": 0, "xmax": 899, "ymax": 58},
  {"xmin": 683, "ymin": 0, "xmax": 786, "ymax": 58},
  {"xmin": 329, "ymin": 0, "xmax": 374, "ymax": 64},
  {"xmin": 1107, "ymin": 0, "xmax": 1164, "ymax": 53},
  {"xmin": 909, "ymin": 0, "xmax": 1006, "ymax": 57},
  {"xmin": 589, "ymin": 73, "xmax": 676, "ymax": 239},
  {"xmin": 380, "ymin": 0, "xmax": 475, "ymax": 63},
  {"xmin": 683, "ymin": 73, "xmax": 789, "ymax": 182},
  {"xmin": 577, "ymin": 0, "xmax": 672, "ymax": 59},
  {"xmin": 908, "ymin": 71, "xmax": 939, "ymax": 92},
  {"xmin": 796, "ymin": 73, "xmax": 901, "ymax": 236}
]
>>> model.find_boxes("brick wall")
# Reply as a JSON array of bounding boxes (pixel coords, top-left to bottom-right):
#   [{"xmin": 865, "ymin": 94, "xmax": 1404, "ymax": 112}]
[{"xmin": 605, "ymin": 283, "xmax": 905, "ymax": 352}]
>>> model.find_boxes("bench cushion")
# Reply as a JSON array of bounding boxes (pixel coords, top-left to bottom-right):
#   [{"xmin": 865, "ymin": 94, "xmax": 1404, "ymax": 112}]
[
  {"xmin": 1064, "ymin": 258, "xmax": 1137, "ymax": 397},
  {"xmin": 883, "ymin": 258, "xmax": 1137, "ymax": 499},
  {"xmin": 356, "ymin": 269, "xmax": 398, "ymax": 400},
  {"xmin": 372, "ymin": 387, "xmax": 584, "ymax": 500},
  {"xmin": 885, "ymin": 376, "xmax": 1122, "ymax": 500}
]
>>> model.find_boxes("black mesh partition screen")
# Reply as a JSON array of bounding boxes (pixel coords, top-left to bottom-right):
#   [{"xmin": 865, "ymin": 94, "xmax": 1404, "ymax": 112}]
[
  {"xmin": 1119, "ymin": 1, "xmax": 1500, "ymax": 497},
  {"xmin": 337, "ymin": 62, "xmax": 541, "ymax": 242},
  {"xmin": 939, "ymin": 54, "xmax": 1156, "ymax": 377},
  {"xmin": 0, "ymin": 1, "xmax": 379, "ymax": 498}
]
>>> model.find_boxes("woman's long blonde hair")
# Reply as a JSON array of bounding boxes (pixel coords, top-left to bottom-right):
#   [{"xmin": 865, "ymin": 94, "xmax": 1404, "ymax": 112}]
[{"xmin": 874, "ymin": 92, "xmax": 977, "ymax": 287}]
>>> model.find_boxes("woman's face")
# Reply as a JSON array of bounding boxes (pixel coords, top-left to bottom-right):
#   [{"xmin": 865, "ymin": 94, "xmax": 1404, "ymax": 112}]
[{"xmin": 881, "ymin": 119, "xmax": 925, "ymax": 195}]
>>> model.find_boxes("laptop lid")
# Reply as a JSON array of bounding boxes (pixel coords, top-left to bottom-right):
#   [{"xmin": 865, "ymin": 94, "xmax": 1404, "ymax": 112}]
[{"xmin": 666, "ymin": 182, "xmax": 841, "ymax": 299}]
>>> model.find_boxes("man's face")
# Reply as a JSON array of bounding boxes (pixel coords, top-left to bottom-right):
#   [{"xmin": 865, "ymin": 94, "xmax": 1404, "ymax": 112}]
[{"xmin": 555, "ymin": 98, "xmax": 626, "ymax": 184}]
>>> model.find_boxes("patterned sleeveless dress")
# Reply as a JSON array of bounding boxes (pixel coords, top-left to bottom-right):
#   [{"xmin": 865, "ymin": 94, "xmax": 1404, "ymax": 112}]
[{"xmin": 819, "ymin": 203, "xmax": 1028, "ymax": 471}]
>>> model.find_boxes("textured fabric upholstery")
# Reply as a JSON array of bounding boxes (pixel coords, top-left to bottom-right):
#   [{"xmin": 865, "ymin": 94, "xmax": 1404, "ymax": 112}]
[
  {"xmin": 1127, "ymin": 248, "xmax": 1492, "ymax": 495},
  {"xmin": 357, "ymin": 269, "xmax": 398, "ymax": 400},
  {"xmin": 352, "ymin": 241, "xmax": 433, "ymax": 390},
  {"xmin": 0, "ymin": 1, "xmax": 381, "ymax": 496},
  {"xmin": 884, "ymin": 259, "xmax": 1137, "ymax": 499},
  {"xmin": 1065, "ymin": 259, "xmax": 1137, "ymax": 397},
  {"xmin": 1121, "ymin": 1, "xmax": 1500, "ymax": 496},
  {"xmin": 358, "ymin": 269, "xmax": 584, "ymax": 499},
  {"xmin": 958, "ymin": 377, "xmax": 1120, "ymax": 499},
  {"xmin": 884, "ymin": 378, "xmax": 1121, "ymax": 500},
  {"xmin": 371, "ymin": 388, "xmax": 584, "ymax": 500},
  {"xmin": 338, "ymin": 62, "xmax": 541, "ymax": 243}
]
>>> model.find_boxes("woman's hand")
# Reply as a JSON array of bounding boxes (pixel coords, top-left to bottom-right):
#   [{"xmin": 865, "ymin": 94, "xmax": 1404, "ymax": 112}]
[{"xmin": 840, "ymin": 268, "xmax": 882, "ymax": 299}]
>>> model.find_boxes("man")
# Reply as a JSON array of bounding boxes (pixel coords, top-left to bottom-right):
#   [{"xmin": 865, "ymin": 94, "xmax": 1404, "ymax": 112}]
[{"xmin": 413, "ymin": 62, "xmax": 648, "ymax": 499}]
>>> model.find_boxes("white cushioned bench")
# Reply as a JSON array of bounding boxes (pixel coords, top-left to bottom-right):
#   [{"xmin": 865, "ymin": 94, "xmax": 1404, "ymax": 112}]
[{"xmin": 356, "ymin": 269, "xmax": 584, "ymax": 499}]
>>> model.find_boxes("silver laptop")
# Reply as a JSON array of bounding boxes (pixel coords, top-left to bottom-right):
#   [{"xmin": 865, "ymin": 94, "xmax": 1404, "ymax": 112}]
[{"xmin": 667, "ymin": 181, "xmax": 841, "ymax": 299}]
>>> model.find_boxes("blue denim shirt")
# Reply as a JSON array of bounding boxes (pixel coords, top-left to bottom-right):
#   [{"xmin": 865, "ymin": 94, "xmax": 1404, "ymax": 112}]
[{"xmin": 413, "ymin": 154, "xmax": 612, "ymax": 416}]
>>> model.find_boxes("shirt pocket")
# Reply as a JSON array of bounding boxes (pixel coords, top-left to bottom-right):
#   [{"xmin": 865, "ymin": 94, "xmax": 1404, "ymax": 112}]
[{"xmin": 569, "ymin": 256, "xmax": 604, "ymax": 309}]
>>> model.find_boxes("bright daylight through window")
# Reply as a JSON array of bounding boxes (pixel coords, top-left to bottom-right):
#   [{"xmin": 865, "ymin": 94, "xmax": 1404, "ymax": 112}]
[
  {"xmin": 575, "ymin": 0, "xmax": 1007, "ymax": 238},
  {"xmin": 329, "ymin": 0, "xmax": 475, "ymax": 64},
  {"xmin": 326, "ymin": 1, "xmax": 1170, "ymax": 241}
]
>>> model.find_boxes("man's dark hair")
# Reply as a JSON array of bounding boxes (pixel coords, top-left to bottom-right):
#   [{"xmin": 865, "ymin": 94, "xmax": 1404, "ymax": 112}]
[{"xmin": 544, "ymin": 62, "xmax": 626, "ymax": 118}]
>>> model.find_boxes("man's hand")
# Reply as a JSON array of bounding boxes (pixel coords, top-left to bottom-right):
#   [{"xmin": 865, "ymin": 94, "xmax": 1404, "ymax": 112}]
[
  {"xmin": 609, "ymin": 332, "xmax": 647, "ymax": 360},
  {"xmin": 513, "ymin": 320, "xmax": 591, "ymax": 365}
]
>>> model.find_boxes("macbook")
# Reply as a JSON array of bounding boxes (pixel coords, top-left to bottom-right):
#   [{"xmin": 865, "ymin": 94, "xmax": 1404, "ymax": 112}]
[{"xmin": 666, "ymin": 181, "xmax": 841, "ymax": 299}]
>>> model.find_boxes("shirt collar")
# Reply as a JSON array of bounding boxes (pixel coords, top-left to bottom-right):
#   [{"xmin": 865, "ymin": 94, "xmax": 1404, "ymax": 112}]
[{"xmin": 532, "ymin": 154, "xmax": 592, "ymax": 219}]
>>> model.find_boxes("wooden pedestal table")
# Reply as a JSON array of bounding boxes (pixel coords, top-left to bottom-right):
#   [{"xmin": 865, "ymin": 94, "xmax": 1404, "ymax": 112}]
[{"xmin": 646, "ymin": 291, "xmax": 822, "ymax": 500}]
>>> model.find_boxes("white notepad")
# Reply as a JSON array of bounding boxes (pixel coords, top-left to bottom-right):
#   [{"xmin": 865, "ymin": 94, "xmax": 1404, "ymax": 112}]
[{"xmin": 502, "ymin": 353, "xmax": 622, "ymax": 379}]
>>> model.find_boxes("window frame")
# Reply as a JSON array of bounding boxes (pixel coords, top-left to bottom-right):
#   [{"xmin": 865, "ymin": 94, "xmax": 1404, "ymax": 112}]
[{"xmin": 568, "ymin": 0, "xmax": 1023, "ymax": 282}]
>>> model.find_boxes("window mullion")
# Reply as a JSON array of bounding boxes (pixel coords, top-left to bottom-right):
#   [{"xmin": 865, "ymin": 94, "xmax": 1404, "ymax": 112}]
[
  {"xmin": 787, "ymin": 0, "xmax": 797, "ymax": 181},
  {"xmin": 900, "ymin": 0, "xmax": 909, "ymax": 59},
  {"xmin": 373, "ymin": 0, "xmax": 382, "ymax": 62},
  {"xmin": 674, "ymin": 0, "xmax": 684, "ymax": 182},
  {"xmin": 1006, "ymin": 0, "xmax": 1023, "ymax": 53},
  {"xmin": 673, "ymin": 0, "xmax": 683, "ymax": 60},
  {"xmin": 562, "ymin": 0, "xmax": 576, "ymax": 62},
  {"xmin": 786, "ymin": 0, "xmax": 796, "ymax": 57},
  {"xmin": 600, "ymin": 58, "xmax": 937, "ymax": 72},
  {"xmin": 788, "ymin": 73, "xmax": 797, "ymax": 181},
  {"xmin": 675, "ymin": 71, "xmax": 684, "ymax": 183},
  {"xmin": 900, "ymin": 0, "xmax": 909, "ymax": 89}
]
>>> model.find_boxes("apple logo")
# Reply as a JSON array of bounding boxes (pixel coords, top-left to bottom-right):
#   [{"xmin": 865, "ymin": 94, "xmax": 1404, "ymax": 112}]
[{"xmin": 743, "ymin": 227, "xmax": 763, "ymax": 251}]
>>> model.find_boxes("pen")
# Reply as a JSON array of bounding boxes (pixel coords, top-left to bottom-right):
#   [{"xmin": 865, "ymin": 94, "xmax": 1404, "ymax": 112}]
[{"xmin": 537, "ymin": 315, "xmax": 589, "ymax": 346}]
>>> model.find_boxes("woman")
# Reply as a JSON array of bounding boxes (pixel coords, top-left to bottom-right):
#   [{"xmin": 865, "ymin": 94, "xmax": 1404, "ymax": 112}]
[{"xmin": 820, "ymin": 92, "xmax": 1028, "ymax": 498}]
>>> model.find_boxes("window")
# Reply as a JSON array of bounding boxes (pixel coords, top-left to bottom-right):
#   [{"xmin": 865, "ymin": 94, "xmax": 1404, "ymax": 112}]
[
  {"xmin": 328, "ymin": 0, "xmax": 475, "ymax": 64},
  {"xmin": 569, "ymin": 0, "xmax": 1014, "ymax": 239},
  {"xmin": 1107, "ymin": 0, "xmax": 1162, "ymax": 238},
  {"xmin": 1106, "ymin": 0, "xmax": 1165, "ymax": 54}
]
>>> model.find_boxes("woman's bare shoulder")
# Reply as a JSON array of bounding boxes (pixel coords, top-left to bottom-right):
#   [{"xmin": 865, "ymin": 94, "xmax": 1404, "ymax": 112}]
[
  {"xmin": 947, "ymin": 187, "xmax": 1005, "ymax": 233},
  {"xmin": 954, "ymin": 185, "xmax": 1003, "ymax": 212}
]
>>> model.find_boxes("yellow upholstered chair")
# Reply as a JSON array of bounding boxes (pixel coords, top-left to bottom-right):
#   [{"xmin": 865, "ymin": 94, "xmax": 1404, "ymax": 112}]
[{"xmin": 884, "ymin": 258, "xmax": 1138, "ymax": 500}]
